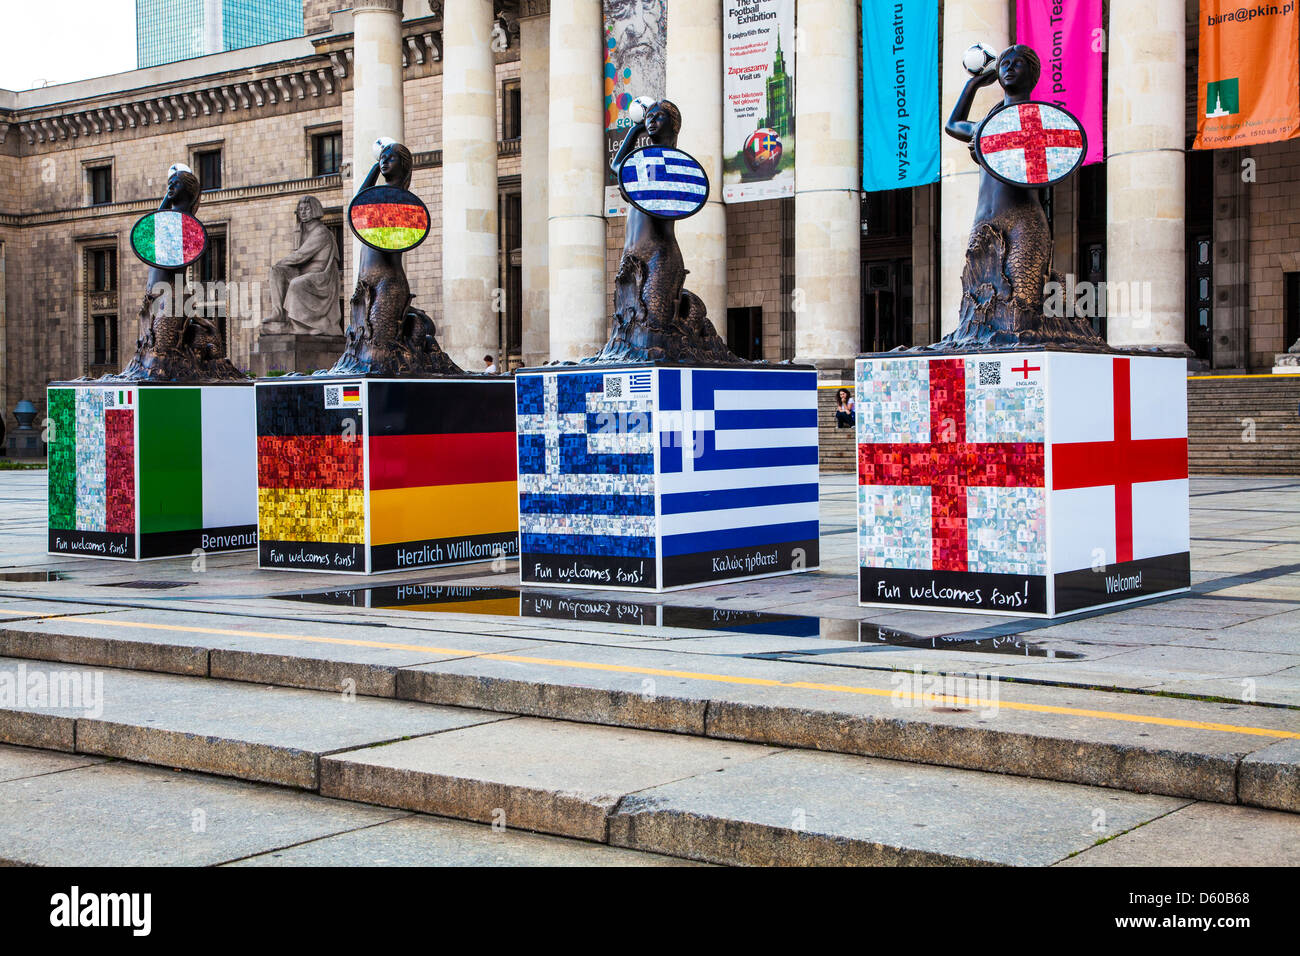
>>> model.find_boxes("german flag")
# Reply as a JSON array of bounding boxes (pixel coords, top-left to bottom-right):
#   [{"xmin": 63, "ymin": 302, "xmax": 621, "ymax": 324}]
[
  {"xmin": 348, "ymin": 185, "xmax": 430, "ymax": 252},
  {"xmin": 366, "ymin": 380, "xmax": 518, "ymax": 572},
  {"xmin": 256, "ymin": 382, "xmax": 366, "ymax": 570}
]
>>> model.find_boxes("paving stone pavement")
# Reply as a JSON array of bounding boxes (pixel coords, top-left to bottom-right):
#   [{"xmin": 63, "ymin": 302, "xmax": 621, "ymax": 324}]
[{"xmin": 1, "ymin": 471, "xmax": 1298, "ymax": 865}]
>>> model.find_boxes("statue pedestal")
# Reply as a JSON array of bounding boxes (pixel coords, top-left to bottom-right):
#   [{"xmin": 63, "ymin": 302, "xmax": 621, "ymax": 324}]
[
  {"xmin": 1272, "ymin": 351, "xmax": 1300, "ymax": 374},
  {"xmin": 46, "ymin": 381, "xmax": 257, "ymax": 560},
  {"xmin": 251, "ymin": 333, "xmax": 346, "ymax": 378},
  {"xmin": 516, "ymin": 363, "xmax": 820, "ymax": 592},
  {"xmin": 854, "ymin": 350, "xmax": 1190, "ymax": 618},
  {"xmin": 255, "ymin": 376, "xmax": 518, "ymax": 574}
]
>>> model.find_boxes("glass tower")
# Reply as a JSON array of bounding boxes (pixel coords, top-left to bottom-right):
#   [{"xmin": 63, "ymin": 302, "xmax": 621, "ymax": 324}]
[{"xmin": 137, "ymin": 0, "xmax": 305, "ymax": 69}]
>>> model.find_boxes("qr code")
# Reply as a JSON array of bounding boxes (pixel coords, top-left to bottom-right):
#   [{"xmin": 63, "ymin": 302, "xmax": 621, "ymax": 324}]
[
  {"xmin": 604, "ymin": 375, "xmax": 623, "ymax": 398},
  {"xmin": 324, "ymin": 385, "xmax": 342, "ymax": 407},
  {"xmin": 978, "ymin": 362, "xmax": 1001, "ymax": 386}
]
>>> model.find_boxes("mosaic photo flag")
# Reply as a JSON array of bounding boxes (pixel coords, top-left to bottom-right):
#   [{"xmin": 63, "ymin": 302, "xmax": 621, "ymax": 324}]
[
  {"xmin": 517, "ymin": 365, "xmax": 819, "ymax": 591},
  {"xmin": 129, "ymin": 210, "xmax": 207, "ymax": 269},
  {"xmin": 618, "ymin": 146, "xmax": 709, "ymax": 219},
  {"xmin": 722, "ymin": 0, "xmax": 795, "ymax": 203},
  {"xmin": 1195, "ymin": 0, "xmax": 1300, "ymax": 148},
  {"xmin": 1016, "ymin": 0, "xmax": 1104, "ymax": 166},
  {"xmin": 856, "ymin": 353, "xmax": 1189, "ymax": 617},
  {"xmin": 348, "ymin": 185, "xmax": 431, "ymax": 253},
  {"xmin": 974, "ymin": 101, "xmax": 1086, "ymax": 187},
  {"xmin": 862, "ymin": 0, "xmax": 940, "ymax": 192}
]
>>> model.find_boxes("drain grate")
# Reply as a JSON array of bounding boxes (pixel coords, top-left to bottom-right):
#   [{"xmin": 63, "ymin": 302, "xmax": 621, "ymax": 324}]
[
  {"xmin": 0, "ymin": 571, "xmax": 70, "ymax": 582},
  {"xmin": 100, "ymin": 580, "xmax": 191, "ymax": 590}
]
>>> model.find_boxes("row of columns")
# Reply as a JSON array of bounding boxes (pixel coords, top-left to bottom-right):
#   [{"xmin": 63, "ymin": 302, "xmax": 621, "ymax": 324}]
[{"xmin": 351, "ymin": 0, "xmax": 1192, "ymax": 371}]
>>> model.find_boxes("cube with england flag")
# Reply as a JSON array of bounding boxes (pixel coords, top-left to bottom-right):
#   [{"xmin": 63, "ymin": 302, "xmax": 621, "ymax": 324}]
[
  {"xmin": 255, "ymin": 376, "xmax": 518, "ymax": 574},
  {"xmin": 855, "ymin": 351, "xmax": 1190, "ymax": 617},
  {"xmin": 47, "ymin": 381, "xmax": 257, "ymax": 560}
]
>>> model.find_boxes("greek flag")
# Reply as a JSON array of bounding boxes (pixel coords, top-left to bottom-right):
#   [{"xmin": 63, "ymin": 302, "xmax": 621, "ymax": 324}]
[
  {"xmin": 657, "ymin": 368, "xmax": 820, "ymax": 559},
  {"xmin": 619, "ymin": 147, "xmax": 709, "ymax": 218},
  {"xmin": 516, "ymin": 371, "xmax": 657, "ymax": 559}
]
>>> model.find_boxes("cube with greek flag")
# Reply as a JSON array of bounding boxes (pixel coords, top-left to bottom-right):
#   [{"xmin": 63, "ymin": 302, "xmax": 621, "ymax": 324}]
[{"xmin": 516, "ymin": 364, "xmax": 819, "ymax": 591}]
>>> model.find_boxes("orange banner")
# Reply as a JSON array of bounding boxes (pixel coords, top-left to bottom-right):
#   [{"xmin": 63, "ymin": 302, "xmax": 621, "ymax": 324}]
[{"xmin": 1195, "ymin": 1, "xmax": 1300, "ymax": 149}]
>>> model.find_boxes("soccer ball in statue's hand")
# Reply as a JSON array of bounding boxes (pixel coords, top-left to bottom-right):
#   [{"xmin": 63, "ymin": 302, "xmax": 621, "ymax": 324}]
[
  {"xmin": 372, "ymin": 136, "xmax": 397, "ymax": 159},
  {"xmin": 742, "ymin": 127, "xmax": 783, "ymax": 178},
  {"xmin": 629, "ymin": 96, "xmax": 657, "ymax": 124},
  {"xmin": 962, "ymin": 42, "xmax": 998, "ymax": 77}
]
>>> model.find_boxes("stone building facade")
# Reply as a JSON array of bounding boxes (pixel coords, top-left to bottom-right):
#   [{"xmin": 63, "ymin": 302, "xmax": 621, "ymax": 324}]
[{"xmin": 1, "ymin": 0, "xmax": 1299, "ymax": 445}]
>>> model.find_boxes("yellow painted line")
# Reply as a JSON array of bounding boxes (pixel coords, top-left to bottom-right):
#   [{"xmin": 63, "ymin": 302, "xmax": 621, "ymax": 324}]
[{"xmin": 78, "ymin": 617, "xmax": 1300, "ymax": 740}]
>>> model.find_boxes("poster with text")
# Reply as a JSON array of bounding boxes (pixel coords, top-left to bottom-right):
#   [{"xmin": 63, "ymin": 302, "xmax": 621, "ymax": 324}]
[
  {"xmin": 1194, "ymin": 0, "xmax": 1300, "ymax": 149},
  {"xmin": 604, "ymin": 0, "xmax": 668, "ymax": 216},
  {"xmin": 722, "ymin": 0, "xmax": 795, "ymax": 203},
  {"xmin": 862, "ymin": 0, "xmax": 939, "ymax": 193},
  {"xmin": 1016, "ymin": 0, "xmax": 1104, "ymax": 166}
]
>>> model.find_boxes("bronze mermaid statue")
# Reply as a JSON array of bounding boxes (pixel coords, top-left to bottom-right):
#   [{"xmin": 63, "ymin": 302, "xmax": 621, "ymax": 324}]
[
  {"xmin": 588, "ymin": 99, "xmax": 742, "ymax": 365},
  {"xmin": 328, "ymin": 140, "xmax": 461, "ymax": 376},
  {"xmin": 926, "ymin": 44, "xmax": 1105, "ymax": 351},
  {"xmin": 115, "ymin": 164, "xmax": 244, "ymax": 381}
]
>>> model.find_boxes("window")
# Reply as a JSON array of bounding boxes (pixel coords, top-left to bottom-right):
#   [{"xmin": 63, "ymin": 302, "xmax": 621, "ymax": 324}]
[
  {"xmin": 195, "ymin": 231, "xmax": 229, "ymax": 349},
  {"xmin": 84, "ymin": 247, "xmax": 118, "ymax": 373},
  {"xmin": 92, "ymin": 315, "xmax": 118, "ymax": 367},
  {"xmin": 727, "ymin": 307, "xmax": 763, "ymax": 361},
  {"xmin": 313, "ymin": 131, "xmax": 342, "ymax": 176},
  {"xmin": 89, "ymin": 249, "xmax": 116, "ymax": 293},
  {"xmin": 502, "ymin": 78, "xmax": 521, "ymax": 141},
  {"xmin": 89, "ymin": 166, "xmax": 112, "ymax": 205},
  {"xmin": 1285, "ymin": 273, "xmax": 1300, "ymax": 352},
  {"xmin": 196, "ymin": 149, "xmax": 222, "ymax": 190}
]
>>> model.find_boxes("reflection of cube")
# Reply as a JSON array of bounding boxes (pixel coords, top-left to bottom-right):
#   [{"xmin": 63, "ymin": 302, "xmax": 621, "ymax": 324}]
[
  {"xmin": 47, "ymin": 382, "xmax": 256, "ymax": 560},
  {"xmin": 256, "ymin": 377, "xmax": 517, "ymax": 574},
  {"xmin": 856, "ymin": 352, "xmax": 1190, "ymax": 617},
  {"xmin": 516, "ymin": 364, "xmax": 820, "ymax": 592}
]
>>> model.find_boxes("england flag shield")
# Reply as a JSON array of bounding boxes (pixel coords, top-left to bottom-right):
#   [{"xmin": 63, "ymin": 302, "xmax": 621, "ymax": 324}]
[
  {"xmin": 618, "ymin": 146, "xmax": 710, "ymax": 220},
  {"xmin": 974, "ymin": 101, "xmax": 1087, "ymax": 188}
]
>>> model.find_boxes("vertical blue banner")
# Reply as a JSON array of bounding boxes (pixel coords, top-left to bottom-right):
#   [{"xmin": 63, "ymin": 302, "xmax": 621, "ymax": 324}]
[{"xmin": 862, "ymin": 0, "xmax": 940, "ymax": 192}]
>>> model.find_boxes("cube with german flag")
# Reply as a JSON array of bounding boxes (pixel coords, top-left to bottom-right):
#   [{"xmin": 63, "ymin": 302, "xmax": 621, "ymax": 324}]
[{"xmin": 255, "ymin": 377, "xmax": 518, "ymax": 574}]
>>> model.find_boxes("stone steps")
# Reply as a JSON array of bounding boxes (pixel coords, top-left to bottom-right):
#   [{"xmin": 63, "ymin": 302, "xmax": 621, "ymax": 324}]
[
  {"xmin": 0, "ymin": 609, "xmax": 1296, "ymax": 822},
  {"xmin": 0, "ymin": 657, "xmax": 1219, "ymax": 865}
]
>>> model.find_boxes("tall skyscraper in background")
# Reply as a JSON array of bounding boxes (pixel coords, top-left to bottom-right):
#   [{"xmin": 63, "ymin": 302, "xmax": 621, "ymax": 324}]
[{"xmin": 136, "ymin": 0, "xmax": 305, "ymax": 69}]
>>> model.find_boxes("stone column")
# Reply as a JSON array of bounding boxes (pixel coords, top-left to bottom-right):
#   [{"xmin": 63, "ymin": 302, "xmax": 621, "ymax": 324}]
[
  {"xmin": 520, "ymin": 10, "xmax": 550, "ymax": 366},
  {"xmin": 793, "ymin": 0, "xmax": 860, "ymax": 372},
  {"xmin": 350, "ymin": 0, "xmax": 405, "ymax": 276},
  {"xmin": 938, "ymin": 0, "xmax": 1009, "ymax": 336},
  {"xmin": 441, "ymin": 0, "xmax": 500, "ymax": 369},
  {"xmin": 547, "ymin": 0, "xmax": 606, "ymax": 361},
  {"xmin": 1106, "ymin": 0, "xmax": 1190, "ymax": 353},
  {"xmin": 667, "ymin": 1, "xmax": 726, "ymax": 341}
]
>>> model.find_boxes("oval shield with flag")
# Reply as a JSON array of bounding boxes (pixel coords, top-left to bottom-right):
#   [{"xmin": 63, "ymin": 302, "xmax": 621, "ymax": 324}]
[
  {"xmin": 129, "ymin": 210, "xmax": 207, "ymax": 270},
  {"xmin": 618, "ymin": 146, "xmax": 709, "ymax": 220},
  {"xmin": 348, "ymin": 185, "xmax": 431, "ymax": 253},
  {"xmin": 974, "ymin": 101, "xmax": 1087, "ymax": 188}
]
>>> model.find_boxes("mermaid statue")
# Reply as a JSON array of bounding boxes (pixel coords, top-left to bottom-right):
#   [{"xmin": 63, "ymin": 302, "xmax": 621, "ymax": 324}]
[
  {"xmin": 929, "ymin": 44, "xmax": 1105, "ymax": 351},
  {"xmin": 589, "ymin": 99, "xmax": 742, "ymax": 364},
  {"xmin": 328, "ymin": 140, "xmax": 461, "ymax": 376},
  {"xmin": 114, "ymin": 164, "xmax": 244, "ymax": 382}
]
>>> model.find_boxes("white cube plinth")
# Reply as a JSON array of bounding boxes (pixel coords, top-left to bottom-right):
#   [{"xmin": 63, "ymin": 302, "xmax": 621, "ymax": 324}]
[
  {"xmin": 855, "ymin": 351, "xmax": 1190, "ymax": 617},
  {"xmin": 516, "ymin": 364, "xmax": 820, "ymax": 591}
]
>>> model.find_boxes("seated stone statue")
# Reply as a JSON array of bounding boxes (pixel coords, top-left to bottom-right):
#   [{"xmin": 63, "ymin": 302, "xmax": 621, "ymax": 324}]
[
  {"xmin": 267, "ymin": 196, "xmax": 342, "ymax": 335},
  {"xmin": 589, "ymin": 99, "xmax": 740, "ymax": 365}
]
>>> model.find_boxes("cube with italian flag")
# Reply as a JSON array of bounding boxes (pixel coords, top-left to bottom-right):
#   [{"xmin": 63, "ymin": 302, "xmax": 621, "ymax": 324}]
[{"xmin": 855, "ymin": 351, "xmax": 1190, "ymax": 617}]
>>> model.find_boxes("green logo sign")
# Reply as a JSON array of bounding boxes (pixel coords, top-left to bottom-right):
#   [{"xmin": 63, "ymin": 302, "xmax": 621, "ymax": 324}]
[{"xmin": 1206, "ymin": 78, "xmax": 1240, "ymax": 117}]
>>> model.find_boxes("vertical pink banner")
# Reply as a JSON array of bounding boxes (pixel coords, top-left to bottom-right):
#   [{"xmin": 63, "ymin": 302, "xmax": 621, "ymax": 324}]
[{"xmin": 1016, "ymin": 0, "xmax": 1104, "ymax": 165}]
